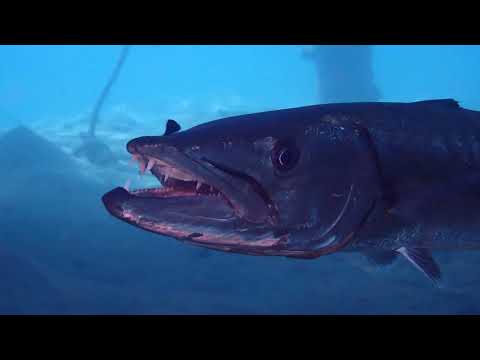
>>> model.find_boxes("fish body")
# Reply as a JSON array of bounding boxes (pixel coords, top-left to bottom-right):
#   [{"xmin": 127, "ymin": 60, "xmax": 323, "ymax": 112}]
[{"xmin": 103, "ymin": 99, "xmax": 480, "ymax": 284}]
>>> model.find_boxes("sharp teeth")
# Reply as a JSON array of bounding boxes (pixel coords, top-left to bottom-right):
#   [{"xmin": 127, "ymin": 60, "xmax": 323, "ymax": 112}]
[
  {"xmin": 196, "ymin": 182, "xmax": 202, "ymax": 191},
  {"xmin": 210, "ymin": 186, "xmax": 214, "ymax": 192},
  {"xmin": 139, "ymin": 160, "xmax": 146, "ymax": 175},
  {"xmin": 164, "ymin": 174, "xmax": 169, "ymax": 182},
  {"xmin": 146, "ymin": 159, "xmax": 155, "ymax": 171}
]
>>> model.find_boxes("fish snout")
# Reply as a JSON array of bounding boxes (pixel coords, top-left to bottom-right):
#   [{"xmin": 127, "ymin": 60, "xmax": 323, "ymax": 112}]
[
  {"xmin": 126, "ymin": 136, "xmax": 171, "ymax": 155},
  {"xmin": 102, "ymin": 187, "xmax": 131, "ymax": 217}
]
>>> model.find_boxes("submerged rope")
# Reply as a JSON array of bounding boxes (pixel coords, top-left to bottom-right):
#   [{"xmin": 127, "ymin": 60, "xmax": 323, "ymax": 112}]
[{"xmin": 88, "ymin": 45, "xmax": 131, "ymax": 137}]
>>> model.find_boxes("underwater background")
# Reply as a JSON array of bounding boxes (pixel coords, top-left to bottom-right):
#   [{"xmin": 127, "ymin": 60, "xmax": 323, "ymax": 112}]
[{"xmin": 1, "ymin": 45, "xmax": 480, "ymax": 314}]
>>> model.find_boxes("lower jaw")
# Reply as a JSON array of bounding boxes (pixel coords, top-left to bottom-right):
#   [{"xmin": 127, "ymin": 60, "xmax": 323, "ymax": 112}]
[
  {"xmin": 165, "ymin": 229, "xmax": 281, "ymax": 249},
  {"xmin": 116, "ymin": 198, "xmax": 282, "ymax": 253}
]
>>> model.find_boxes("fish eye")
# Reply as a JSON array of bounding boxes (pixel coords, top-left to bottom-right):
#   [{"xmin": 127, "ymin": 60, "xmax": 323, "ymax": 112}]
[{"xmin": 272, "ymin": 139, "xmax": 300, "ymax": 172}]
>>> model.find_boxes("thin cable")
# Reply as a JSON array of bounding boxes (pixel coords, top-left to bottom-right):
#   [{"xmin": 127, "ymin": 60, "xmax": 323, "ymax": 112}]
[{"xmin": 88, "ymin": 45, "xmax": 131, "ymax": 137}]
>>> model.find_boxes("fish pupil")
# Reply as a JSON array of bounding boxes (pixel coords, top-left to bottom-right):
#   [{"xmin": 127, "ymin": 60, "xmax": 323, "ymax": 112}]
[
  {"xmin": 279, "ymin": 149, "xmax": 291, "ymax": 166},
  {"xmin": 273, "ymin": 139, "xmax": 299, "ymax": 171}
]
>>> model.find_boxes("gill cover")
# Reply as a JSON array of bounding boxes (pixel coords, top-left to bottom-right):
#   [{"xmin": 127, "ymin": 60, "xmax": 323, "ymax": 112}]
[{"xmin": 286, "ymin": 119, "xmax": 382, "ymax": 258}]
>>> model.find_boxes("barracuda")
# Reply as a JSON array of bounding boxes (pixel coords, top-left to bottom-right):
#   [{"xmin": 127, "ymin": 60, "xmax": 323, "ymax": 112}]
[{"xmin": 103, "ymin": 99, "xmax": 480, "ymax": 285}]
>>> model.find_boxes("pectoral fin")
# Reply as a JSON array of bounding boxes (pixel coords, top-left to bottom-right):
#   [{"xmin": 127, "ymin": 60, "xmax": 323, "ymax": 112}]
[{"xmin": 396, "ymin": 246, "xmax": 442, "ymax": 286}]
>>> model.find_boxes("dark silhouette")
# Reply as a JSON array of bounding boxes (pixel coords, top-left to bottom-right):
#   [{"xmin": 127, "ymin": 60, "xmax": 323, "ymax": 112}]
[
  {"xmin": 74, "ymin": 46, "xmax": 131, "ymax": 166},
  {"xmin": 88, "ymin": 46, "xmax": 130, "ymax": 137},
  {"xmin": 104, "ymin": 99, "xmax": 480, "ymax": 285},
  {"xmin": 303, "ymin": 45, "xmax": 381, "ymax": 103}
]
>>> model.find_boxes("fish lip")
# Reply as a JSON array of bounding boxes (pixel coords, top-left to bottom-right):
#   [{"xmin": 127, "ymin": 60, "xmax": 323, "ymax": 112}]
[
  {"xmin": 102, "ymin": 186, "xmax": 130, "ymax": 217},
  {"xmin": 102, "ymin": 187, "xmax": 139, "ymax": 225}
]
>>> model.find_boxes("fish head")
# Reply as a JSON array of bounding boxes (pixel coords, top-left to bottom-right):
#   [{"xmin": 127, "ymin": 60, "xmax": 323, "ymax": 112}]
[{"xmin": 102, "ymin": 108, "xmax": 381, "ymax": 257}]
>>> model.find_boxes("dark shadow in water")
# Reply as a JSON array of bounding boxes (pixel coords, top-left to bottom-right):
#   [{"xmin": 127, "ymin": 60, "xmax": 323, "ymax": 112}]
[{"xmin": 303, "ymin": 45, "xmax": 381, "ymax": 103}]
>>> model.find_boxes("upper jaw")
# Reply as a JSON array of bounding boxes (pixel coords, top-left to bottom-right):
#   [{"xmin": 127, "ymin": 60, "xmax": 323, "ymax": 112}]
[{"xmin": 125, "ymin": 136, "xmax": 275, "ymax": 225}]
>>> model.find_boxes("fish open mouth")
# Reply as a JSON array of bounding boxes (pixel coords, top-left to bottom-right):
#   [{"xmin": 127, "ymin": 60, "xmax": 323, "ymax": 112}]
[
  {"xmin": 102, "ymin": 137, "xmax": 276, "ymax": 246},
  {"xmin": 103, "ymin": 152, "xmax": 237, "ymax": 222},
  {"xmin": 129, "ymin": 154, "xmax": 232, "ymax": 205}
]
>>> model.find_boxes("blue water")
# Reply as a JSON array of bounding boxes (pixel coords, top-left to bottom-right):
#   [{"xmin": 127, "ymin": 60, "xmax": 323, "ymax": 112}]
[{"xmin": 1, "ymin": 45, "xmax": 480, "ymax": 314}]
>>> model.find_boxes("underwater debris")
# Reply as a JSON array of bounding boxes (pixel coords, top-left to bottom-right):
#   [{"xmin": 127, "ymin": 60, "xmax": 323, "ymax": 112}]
[
  {"xmin": 74, "ymin": 45, "xmax": 131, "ymax": 166},
  {"xmin": 73, "ymin": 133, "xmax": 118, "ymax": 167},
  {"xmin": 302, "ymin": 45, "xmax": 381, "ymax": 103},
  {"xmin": 0, "ymin": 125, "xmax": 127, "ymax": 314},
  {"xmin": 0, "ymin": 125, "xmax": 74, "ymax": 172},
  {"xmin": 88, "ymin": 46, "xmax": 131, "ymax": 138}
]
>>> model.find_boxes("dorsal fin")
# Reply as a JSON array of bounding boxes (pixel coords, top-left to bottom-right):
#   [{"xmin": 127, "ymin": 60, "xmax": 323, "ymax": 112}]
[
  {"xmin": 413, "ymin": 99, "xmax": 459, "ymax": 109},
  {"xmin": 397, "ymin": 246, "xmax": 442, "ymax": 286},
  {"xmin": 163, "ymin": 119, "xmax": 181, "ymax": 136}
]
